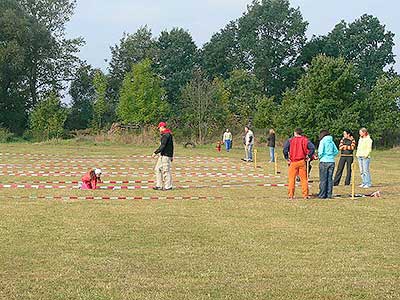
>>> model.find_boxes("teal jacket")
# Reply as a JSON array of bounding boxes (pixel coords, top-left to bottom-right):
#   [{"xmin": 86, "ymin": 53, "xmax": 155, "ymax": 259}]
[{"xmin": 318, "ymin": 136, "xmax": 339, "ymax": 163}]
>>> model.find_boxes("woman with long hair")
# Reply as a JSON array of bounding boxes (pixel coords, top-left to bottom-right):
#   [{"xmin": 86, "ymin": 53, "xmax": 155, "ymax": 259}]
[
  {"xmin": 318, "ymin": 130, "xmax": 339, "ymax": 199},
  {"xmin": 356, "ymin": 128, "xmax": 373, "ymax": 188}
]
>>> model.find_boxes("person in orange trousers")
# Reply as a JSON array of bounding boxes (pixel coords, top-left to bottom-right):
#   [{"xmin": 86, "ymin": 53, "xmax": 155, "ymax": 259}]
[{"xmin": 283, "ymin": 128, "xmax": 315, "ymax": 199}]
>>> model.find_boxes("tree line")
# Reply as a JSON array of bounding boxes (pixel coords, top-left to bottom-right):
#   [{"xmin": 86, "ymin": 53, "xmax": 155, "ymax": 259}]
[{"xmin": 1, "ymin": 0, "xmax": 399, "ymax": 145}]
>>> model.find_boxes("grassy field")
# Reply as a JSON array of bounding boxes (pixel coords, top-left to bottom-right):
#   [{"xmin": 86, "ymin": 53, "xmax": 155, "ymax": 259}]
[{"xmin": 0, "ymin": 141, "xmax": 399, "ymax": 300}]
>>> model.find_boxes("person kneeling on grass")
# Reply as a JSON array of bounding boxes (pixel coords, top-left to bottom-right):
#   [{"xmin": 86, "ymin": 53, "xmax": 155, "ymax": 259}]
[
  {"xmin": 81, "ymin": 168, "xmax": 102, "ymax": 190},
  {"xmin": 318, "ymin": 130, "xmax": 339, "ymax": 199}
]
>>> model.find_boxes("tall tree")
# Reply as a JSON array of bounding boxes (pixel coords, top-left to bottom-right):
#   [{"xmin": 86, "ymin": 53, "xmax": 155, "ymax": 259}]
[
  {"xmin": 277, "ymin": 55, "xmax": 361, "ymax": 140},
  {"xmin": 181, "ymin": 70, "xmax": 229, "ymax": 144},
  {"xmin": 298, "ymin": 15, "xmax": 395, "ymax": 90},
  {"xmin": 117, "ymin": 59, "xmax": 169, "ymax": 126},
  {"xmin": 156, "ymin": 28, "xmax": 198, "ymax": 114},
  {"xmin": 224, "ymin": 69, "xmax": 263, "ymax": 125},
  {"xmin": 0, "ymin": 0, "xmax": 30, "ymax": 134},
  {"xmin": 17, "ymin": 0, "xmax": 84, "ymax": 107},
  {"xmin": 364, "ymin": 75, "xmax": 400, "ymax": 144},
  {"xmin": 92, "ymin": 70, "xmax": 108, "ymax": 131},
  {"xmin": 201, "ymin": 21, "xmax": 244, "ymax": 80},
  {"xmin": 237, "ymin": 0, "xmax": 307, "ymax": 100},
  {"xmin": 108, "ymin": 26, "xmax": 157, "ymax": 105},
  {"xmin": 66, "ymin": 64, "xmax": 96, "ymax": 130}
]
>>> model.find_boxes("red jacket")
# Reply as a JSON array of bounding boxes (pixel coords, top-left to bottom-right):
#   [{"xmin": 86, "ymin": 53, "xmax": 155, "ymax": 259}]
[
  {"xmin": 82, "ymin": 172, "xmax": 100, "ymax": 190},
  {"xmin": 283, "ymin": 136, "xmax": 314, "ymax": 162}
]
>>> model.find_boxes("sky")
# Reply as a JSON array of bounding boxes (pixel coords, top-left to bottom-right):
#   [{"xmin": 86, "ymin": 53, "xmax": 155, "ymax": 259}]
[{"xmin": 65, "ymin": 0, "xmax": 400, "ymax": 72}]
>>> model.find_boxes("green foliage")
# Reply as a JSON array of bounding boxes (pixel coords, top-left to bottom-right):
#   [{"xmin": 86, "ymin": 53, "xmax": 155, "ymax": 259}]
[
  {"xmin": 92, "ymin": 70, "xmax": 108, "ymax": 131},
  {"xmin": 224, "ymin": 70, "xmax": 263, "ymax": 124},
  {"xmin": 0, "ymin": 0, "xmax": 82, "ymax": 135},
  {"xmin": 277, "ymin": 55, "xmax": 361, "ymax": 140},
  {"xmin": 156, "ymin": 28, "xmax": 198, "ymax": 113},
  {"xmin": 117, "ymin": 59, "xmax": 169, "ymax": 125},
  {"xmin": 181, "ymin": 70, "xmax": 230, "ymax": 144},
  {"xmin": 300, "ymin": 15, "xmax": 395, "ymax": 91},
  {"xmin": 66, "ymin": 64, "xmax": 96, "ymax": 130},
  {"xmin": 237, "ymin": 0, "xmax": 308, "ymax": 99},
  {"xmin": 0, "ymin": 127, "xmax": 14, "ymax": 143},
  {"xmin": 201, "ymin": 21, "xmax": 244, "ymax": 80},
  {"xmin": 29, "ymin": 93, "xmax": 67, "ymax": 140},
  {"xmin": 365, "ymin": 75, "xmax": 400, "ymax": 142},
  {"xmin": 108, "ymin": 26, "xmax": 157, "ymax": 105},
  {"xmin": 253, "ymin": 96, "xmax": 277, "ymax": 129}
]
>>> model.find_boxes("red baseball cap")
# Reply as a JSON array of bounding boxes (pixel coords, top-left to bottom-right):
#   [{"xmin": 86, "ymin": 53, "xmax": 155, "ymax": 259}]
[{"xmin": 157, "ymin": 122, "xmax": 167, "ymax": 128}]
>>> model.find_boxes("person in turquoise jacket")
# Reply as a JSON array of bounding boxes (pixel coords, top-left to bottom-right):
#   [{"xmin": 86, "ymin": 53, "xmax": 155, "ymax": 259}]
[{"xmin": 318, "ymin": 130, "xmax": 339, "ymax": 199}]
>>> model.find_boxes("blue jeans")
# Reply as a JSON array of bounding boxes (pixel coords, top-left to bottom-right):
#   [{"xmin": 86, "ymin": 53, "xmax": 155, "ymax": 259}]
[
  {"xmin": 319, "ymin": 162, "xmax": 335, "ymax": 198},
  {"xmin": 224, "ymin": 140, "xmax": 232, "ymax": 152},
  {"xmin": 247, "ymin": 144, "xmax": 253, "ymax": 161},
  {"xmin": 358, "ymin": 157, "xmax": 371, "ymax": 187},
  {"xmin": 269, "ymin": 147, "xmax": 275, "ymax": 162}
]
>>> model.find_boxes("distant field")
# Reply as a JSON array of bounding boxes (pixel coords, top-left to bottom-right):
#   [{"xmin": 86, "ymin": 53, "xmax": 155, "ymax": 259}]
[{"xmin": 0, "ymin": 142, "xmax": 399, "ymax": 300}]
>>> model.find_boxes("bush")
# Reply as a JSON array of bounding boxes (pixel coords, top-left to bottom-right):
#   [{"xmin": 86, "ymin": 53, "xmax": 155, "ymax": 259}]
[{"xmin": 0, "ymin": 127, "xmax": 14, "ymax": 143}]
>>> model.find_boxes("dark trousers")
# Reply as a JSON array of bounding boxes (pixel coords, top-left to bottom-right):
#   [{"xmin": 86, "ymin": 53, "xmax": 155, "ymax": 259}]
[
  {"xmin": 333, "ymin": 156, "xmax": 353, "ymax": 186},
  {"xmin": 319, "ymin": 162, "xmax": 335, "ymax": 199}
]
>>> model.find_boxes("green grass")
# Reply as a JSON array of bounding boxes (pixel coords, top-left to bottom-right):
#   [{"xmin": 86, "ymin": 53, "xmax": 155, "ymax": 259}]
[{"xmin": 0, "ymin": 142, "xmax": 399, "ymax": 299}]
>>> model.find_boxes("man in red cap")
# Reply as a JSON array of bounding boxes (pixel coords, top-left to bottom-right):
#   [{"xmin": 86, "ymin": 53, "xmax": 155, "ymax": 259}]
[{"xmin": 152, "ymin": 122, "xmax": 174, "ymax": 190}]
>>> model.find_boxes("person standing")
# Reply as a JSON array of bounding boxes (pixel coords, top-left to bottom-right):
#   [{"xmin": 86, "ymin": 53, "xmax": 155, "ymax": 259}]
[
  {"xmin": 333, "ymin": 130, "xmax": 356, "ymax": 186},
  {"xmin": 267, "ymin": 129, "xmax": 276, "ymax": 162},
  {"xmin": 223, "ymin": 129, "xmax": 233, "ymax": 152},
  {"xmin": 152, "ymin": 122, "xmax": 174, "ymax": 191},
  {"xmin": 356, "ymin": 128, "xmax": 373, "ymax": 188},
  {"xmin": 244, "ymin": 126, "xmax": 254, "ymax": 162},
  {"xmin": 318, "ymin": 130, "xmax": 339, "ymax": 199},
  {"xmin": 283, "ymin": 128, "xmax": 315, "ymax": 199}
]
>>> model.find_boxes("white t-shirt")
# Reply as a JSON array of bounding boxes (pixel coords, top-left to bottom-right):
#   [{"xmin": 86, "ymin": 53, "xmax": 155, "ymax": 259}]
[
  {"xmin": 223, "ymin": 132, "xmax": 232, "ymax": 141},
  {"xmin": 245, "ymin": 130, "xmax": 254, "ymax": 145}
]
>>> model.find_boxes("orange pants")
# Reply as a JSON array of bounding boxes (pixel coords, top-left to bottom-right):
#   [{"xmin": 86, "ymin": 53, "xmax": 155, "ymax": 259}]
[{"xmin": 288, "ymin": 160, "xmax": 308, "ymax": 198}]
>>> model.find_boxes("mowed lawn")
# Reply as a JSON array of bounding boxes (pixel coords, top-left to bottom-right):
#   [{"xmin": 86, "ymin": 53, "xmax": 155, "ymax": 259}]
[{"xmin": 0, "ymin": 142, "xmax": 399, "ymax": 300}]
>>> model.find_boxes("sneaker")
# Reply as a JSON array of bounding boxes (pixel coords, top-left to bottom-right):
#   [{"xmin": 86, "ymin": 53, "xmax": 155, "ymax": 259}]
[
  {"xmin": 153, "ymin": 186, "xmax": 163, "ymax": 191},
  {"xmin": 362, "ymin": 185, "xmax": 371, "ymax": 189},
  {"xmin": 358, "ymin": 184, "xmax": 365, "ymax": 188},
  {"xmin": 164, "ymin": 187, "xmax": 173, "ymax": 191}
]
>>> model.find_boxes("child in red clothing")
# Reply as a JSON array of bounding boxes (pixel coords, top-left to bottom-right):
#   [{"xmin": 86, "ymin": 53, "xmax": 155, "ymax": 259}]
[
  {"xmin": 216, "ymin": 141, "xmax": 222, "ymax": 153},
  {"xmin": 81, "ymin": 168, "xmax": 102, "ymax": 190}
]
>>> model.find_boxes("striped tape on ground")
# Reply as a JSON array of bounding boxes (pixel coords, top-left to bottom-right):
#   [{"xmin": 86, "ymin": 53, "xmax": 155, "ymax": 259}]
[
  {"xmin": 0, "ymin": 171, "xmax": 280, "ymax": 179},
  {"xmin": 0, "ymin": 178, "xmax": 266, "ymax": 185},
  {"xmin": 0, "ymin": 195, "xmax": 223, "ymax": 201},
  {"xmin": 0, "ymin": 165, "xmax": 260, "ymax": 172},
  {"xmin": 0, "ymin": 183, "xmax": 290, "ymax": 190}
]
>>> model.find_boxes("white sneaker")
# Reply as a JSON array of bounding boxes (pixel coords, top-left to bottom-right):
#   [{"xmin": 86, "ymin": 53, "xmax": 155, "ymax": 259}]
[{"xmin": 358, "ymin": 184, "xmax": 365, "ymax": 188}]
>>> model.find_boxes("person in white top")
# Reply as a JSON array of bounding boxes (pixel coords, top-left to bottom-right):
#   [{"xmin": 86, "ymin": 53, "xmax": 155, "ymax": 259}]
[
  {"xmin": 242, "ymin": 126, "xmax": 254, "ymax": 162},
  {"xmin": 223, "ymin": 129, "xmax": 233, "ymax": 152}
]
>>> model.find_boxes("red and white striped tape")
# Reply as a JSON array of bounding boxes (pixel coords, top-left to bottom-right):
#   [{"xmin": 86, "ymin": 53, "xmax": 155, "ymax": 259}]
[
  {"xmin": 0, "ymin": 195, "xmax": 223, "ymax": 201},
  {"xmin": 0, "ymin": 183, "xmax": 289, "ymax": 190},
  {"xmin": 0, "ymin": 164, "xmax": 259, "ymax": 172},
  {"xmin": 0, "ymin": 171, "xmax": 280, "ymax": 179}
]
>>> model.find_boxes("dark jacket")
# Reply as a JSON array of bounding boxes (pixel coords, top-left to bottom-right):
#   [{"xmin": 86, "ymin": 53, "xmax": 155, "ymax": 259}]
[
  {"xmin": 267, "ymin": 133, "xmax": 275, "ymax": 147},
  {"xmin": 154, "ymin": 129, "xmax": 174, "ymax": 158}
]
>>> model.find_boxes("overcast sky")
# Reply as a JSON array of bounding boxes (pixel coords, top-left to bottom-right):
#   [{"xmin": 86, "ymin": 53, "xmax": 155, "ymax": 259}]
[{"xmin": 65, "ymin": 0, "xmax": 400, "ymax": 72}]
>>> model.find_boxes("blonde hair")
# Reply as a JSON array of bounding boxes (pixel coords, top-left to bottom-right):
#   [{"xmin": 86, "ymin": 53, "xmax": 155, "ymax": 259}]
[
  {"xmin": 360, "ymin": 127, "xmax": 369, "ymax": 136},
  {"xmin": 269, "ymin": 129, "xmax": 275, "ymax": 134}
]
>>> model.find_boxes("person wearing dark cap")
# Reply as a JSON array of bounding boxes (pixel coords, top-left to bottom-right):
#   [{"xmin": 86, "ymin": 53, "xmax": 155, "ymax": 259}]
[{"xmin": 152, "ymin": 122, "xmax": 174, "ymax": 190}]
